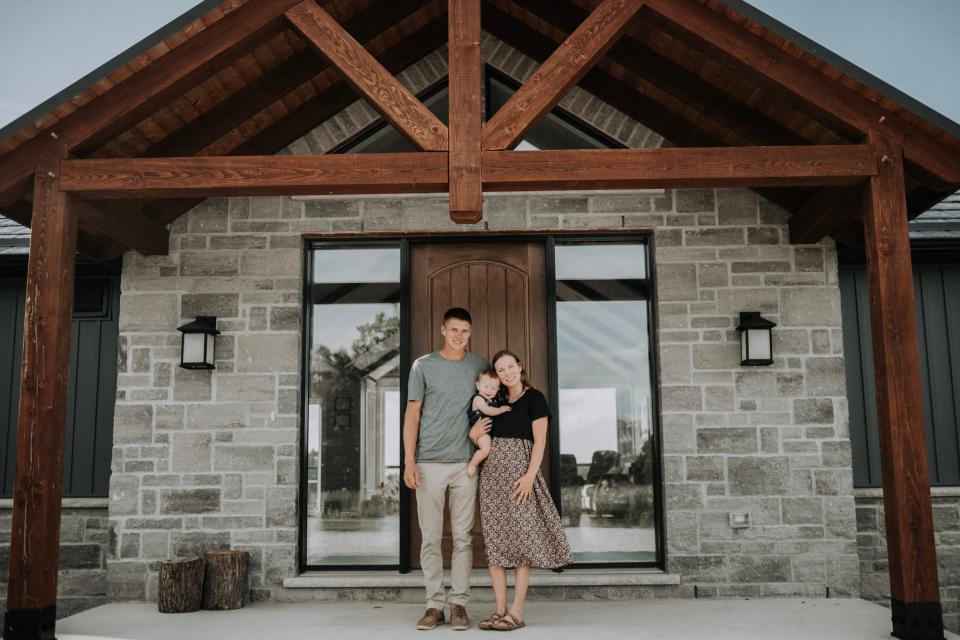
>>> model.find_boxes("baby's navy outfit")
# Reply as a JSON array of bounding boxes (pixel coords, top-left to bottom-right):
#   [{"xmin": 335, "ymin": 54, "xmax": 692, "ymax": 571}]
[{"xmin": 468, "ymin": 392, "xmax": 501, "ymax": 426}]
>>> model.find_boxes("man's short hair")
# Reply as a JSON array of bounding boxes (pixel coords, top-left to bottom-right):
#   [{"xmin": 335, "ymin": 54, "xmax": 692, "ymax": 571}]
[{"xmin": 443, "ymin": 307, "xmax": 472, "ymax": 325}]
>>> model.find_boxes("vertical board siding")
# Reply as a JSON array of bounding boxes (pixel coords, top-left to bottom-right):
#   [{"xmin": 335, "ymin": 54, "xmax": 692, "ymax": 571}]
[
  {"xmin": 0, "ymin": 276, "xmax": 119, "ymax": 497},
  {"xmin": 842, "ymin": 263, "xmax": 960, "ymax": 487}
]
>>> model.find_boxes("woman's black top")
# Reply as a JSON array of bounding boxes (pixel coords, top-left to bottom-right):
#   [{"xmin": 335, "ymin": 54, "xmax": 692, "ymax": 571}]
[{"xmin": 491, "ymin": 387, "xmax": 550, "ymax": 441}]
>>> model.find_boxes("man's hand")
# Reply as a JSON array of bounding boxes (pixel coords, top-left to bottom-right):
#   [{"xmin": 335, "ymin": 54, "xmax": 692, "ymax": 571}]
[
  {"xmin": 403, "ymin": 460, "xmax": 421, "ymax": 489},
  {"xmin": 469, "ymin": 417, "xmax": 492, "ymax": 444}
]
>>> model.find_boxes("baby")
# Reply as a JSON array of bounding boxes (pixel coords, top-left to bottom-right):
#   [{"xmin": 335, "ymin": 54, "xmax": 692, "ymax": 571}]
[{"xmin": 466, "ymin": 369, "xmax": 511, "ymax": 477}]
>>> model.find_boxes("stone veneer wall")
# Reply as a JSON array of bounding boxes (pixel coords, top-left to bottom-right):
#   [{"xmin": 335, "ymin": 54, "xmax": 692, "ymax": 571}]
[
  {"xmin": 106, "ymin": 33, "xmax": 859, "ymax": 600},
  {"xmin": 856, "ymin": 491, "xmax": 960, "ymax": 633},
  {"xmin": 0, "ymin": 503, "xmax": 110, "ymax": 619}
]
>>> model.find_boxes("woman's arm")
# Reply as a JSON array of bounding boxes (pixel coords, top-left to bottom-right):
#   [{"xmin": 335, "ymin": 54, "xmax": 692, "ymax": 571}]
[{"xmin": 513, "ymin": 417, "xmax": 548, "ymax": 505}]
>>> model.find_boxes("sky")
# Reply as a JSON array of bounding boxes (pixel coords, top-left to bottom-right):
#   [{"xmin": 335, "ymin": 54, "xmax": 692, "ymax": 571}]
[{"xmin": 0, "ymin": 0, "xmax": 958, "ymax": 134}]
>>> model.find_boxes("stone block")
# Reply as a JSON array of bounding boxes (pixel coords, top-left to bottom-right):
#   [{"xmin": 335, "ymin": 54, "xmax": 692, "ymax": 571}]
[
  {"xmin": 485, "ymin": 196, "xmax": 527, "ymax": 228},
  {"xmin": 729, "ymin": 555, "xmax": 791, "ymax": 583},
  {"xmin": 686, "ymin": 455, "xmax": 725, "ymax": 482},
  {"xmin": 821, "ymin": 440, "xmax": 852, "ymax": 467},
  {"xmin": 181, "ymin": 252, "xmax": 239, "ymax": 277},
  {"xmin": 187, "ymin": 403, "xmax": 247, "ymax": 429},
  {"xmin": 160, "ymin": 488, "xmax": 221, "ymax": 514},
  {"xmin": 237, "ymin": 334, "xmax": 300, "ymax": 373},
  {"xmin": 806, "ymin": 358, "xmax": 846, "ymax": 396},
  {"xmin": 693, "ymin": 343, "xmax": 739, "ymax": 370},
  {"xmin": 776, "ymin": 372, "xmax": 804, "ymax": 397},
  {"xmin": 666, "ymin": 511, "xmax": 699, "ymax": 553},
  {"xmin": 58, "ymin": 543, "xmax": 102, "ymax": 570},
  {"xmin": 795, "ymin": 248, "xmax": 825, "ymax": 273},
  {"xmin": 113, "ymin": 404, "xmax": 153, "ymax": 444},
  {"xmin": 717, "ymin": 190, "xmax": 758, "ymax": 226},
  {"xmin": 781, "ymin": 288, "xmax": 842, "ymax": 326},
  {"xmin": 698, "ymin": 263, "xmax": 728, "ymax": 288},
  {"xmin": 591, "ymin": 194, "xmax": 653, "ymax": 213},
  {"xmin": 676, "ymin": 189, "xmax": 715, "ymax": 212},
  {"xmin": 716, "ymin": 288, "xmax": 778, "ymax": 314},
  {"xmin": 108, "ymin": 561, "xmax": 147, "ymax": 601},
  {"xmin": 305, "ymin": 199, "xmax": 360, "ymax": 218},
  {"xmin": 659, "ymin": 345, "xmax": 690, "ymax": 383},
  {"xmin": 661, "ymin": 386, "xmax": 702, "ymax": 411},
  {"xmin": 683, "ymin": 228, "xmax": 745, "ymax": 247},
  {"xmin": 215, "ymin": 375, "xmax": 276, "ymax": 401},
  {"xmin": 735, "ymin": 371, "xmax": 776, "ymax": 397},
  {"xmin": 669, "ymin": 556, "xmax": 727, "ymax": 583},
  {"xmin": 728, "ymin": 457, "xmax": 790, "ymax": 495},
  {"xmin": 704, "ymin": 386, "xmax": 734, "ymax": 412},
  {"xmin": 119, "ymin": 294, "xmax": 178, "ymax": 332},
  {"xmin": 171, "ymin": 531, "xmax": 231, "ymax": 557},
  {"xmin": 794, "ymin": 398, "xmax": 834, "ymax": 424},
  {"xmin": 657, "ymin": 263, "xmax": 698, "ymax": 301},
  {"xmin": 773, "ymin": 329, "xmax": 810, "ymax": 355},
  {"xmin": 181, "ymin": 293, "xmax": 239, "ymax": 319},
  {"xmin": 214, "ymin": 445, "xmax": 274, "ymax": 471},
  {"xmin": 172, "ymin": 432, "xmax": 212, "ymax": 472},
  {"xmin": 782, "ymin": 497, "xmax": 824, "ymax": 524},
  {"xmin": 241, "ymin": 250, "xmax": 300, "ymax": 277},
  {"xmin": 662, "ymin": 417, "xmax": 695, "ymax": 454},
  {"xmin": 697, "ymin": 428, "xmax": 758, "ymax": 454},
  {"xmin": 270, "ymin": 306, "xmax": 301, "ymax": 331},
  {"xmin": 173, "ymin": 367, "xmax": 212, "ymax": 402},
  {"xmin": 266, "ymin": 487, "xmax": 298, "ymax": 527}
]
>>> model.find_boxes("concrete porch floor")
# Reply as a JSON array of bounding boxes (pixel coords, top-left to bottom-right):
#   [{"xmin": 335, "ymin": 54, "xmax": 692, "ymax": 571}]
[{"xmin": 57, "ymin": 599, "xmax": 960, "ymax": 640}]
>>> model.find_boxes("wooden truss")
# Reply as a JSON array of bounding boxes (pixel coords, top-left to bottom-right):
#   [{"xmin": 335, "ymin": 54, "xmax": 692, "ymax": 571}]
[{"xmin": 5, "ymin": 1, "xmax": 956, "ymax": 639}]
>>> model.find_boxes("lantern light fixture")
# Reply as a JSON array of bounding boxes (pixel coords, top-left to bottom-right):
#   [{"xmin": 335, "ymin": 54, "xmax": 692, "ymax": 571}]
[
  {"xmin": 177, "ymin": 315, "xmax": 219, "ymax": 370},
  {"xmin": 737, "ymin": 311, "xmax": 776, "ymax": 366}
]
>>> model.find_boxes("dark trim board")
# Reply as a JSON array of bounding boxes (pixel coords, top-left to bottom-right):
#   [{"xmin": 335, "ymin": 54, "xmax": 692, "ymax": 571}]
[{"xmin": 299, "ymin": 230, "xmax": 664, "ymax": 573}]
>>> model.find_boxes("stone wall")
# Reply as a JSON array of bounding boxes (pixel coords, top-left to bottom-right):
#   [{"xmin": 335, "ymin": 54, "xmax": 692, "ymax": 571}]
[
  {"xmin": 856, "ymin": 491, "xmax": 960, "ymax": 633},
  {"xmin": 106, "ymin": 33, "xmax": 859, "ymax": 600},
  {"xmin": 0, "ymin": 503, "xmax": 110, "ymax": 620}
]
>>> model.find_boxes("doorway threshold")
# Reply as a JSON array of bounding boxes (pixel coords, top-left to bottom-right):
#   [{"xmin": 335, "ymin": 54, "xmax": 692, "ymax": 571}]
[{"xmin": 284, "ymin": 568, "xmax": 679, "ymax": 589}]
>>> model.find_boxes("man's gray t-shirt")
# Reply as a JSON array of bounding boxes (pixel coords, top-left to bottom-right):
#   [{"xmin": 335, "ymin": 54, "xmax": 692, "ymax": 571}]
[{"xmin": 408, "ymin": 351, "xmax": 488, "ymax": 462}]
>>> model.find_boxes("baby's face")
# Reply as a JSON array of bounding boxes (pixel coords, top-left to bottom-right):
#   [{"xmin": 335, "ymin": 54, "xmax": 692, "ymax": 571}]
[{"xmin": 476, "ymin": 376, "xmax": 500, "ymax": 400}]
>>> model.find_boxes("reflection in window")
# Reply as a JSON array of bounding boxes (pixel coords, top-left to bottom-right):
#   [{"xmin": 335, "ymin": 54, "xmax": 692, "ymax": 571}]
[
  {"xmin": 307, "ymin": 246, "xmax": 401, "ymax": 566},
  {"xmin": 555, "ymin": 241, "xmax": 657, "ymax": 564}
]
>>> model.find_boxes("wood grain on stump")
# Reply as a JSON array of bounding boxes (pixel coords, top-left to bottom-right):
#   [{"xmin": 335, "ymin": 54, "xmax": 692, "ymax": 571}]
[
  {"xmin": 158, "ymin": 556, "xmax": 204, "ymax": 613},
  {"xmin": 202, "ymin": 550, "xmax": 250, "ymax": 610}
]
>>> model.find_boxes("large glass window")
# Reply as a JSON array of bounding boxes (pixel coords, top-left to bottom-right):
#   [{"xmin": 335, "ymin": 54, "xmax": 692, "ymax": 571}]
[
  {"xmin": 554, "ymin": 241, "xmax": 658, "ymax": 564},
  {"xmin": 306, "ymin": 245, "xmax": 401, "ymax": 566}
]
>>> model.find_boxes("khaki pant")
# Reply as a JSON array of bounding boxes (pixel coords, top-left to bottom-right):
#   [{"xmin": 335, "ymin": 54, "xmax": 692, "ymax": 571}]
[{"xmin": 416, "ymin": 461, "xmax": 477, "ymax": 609}]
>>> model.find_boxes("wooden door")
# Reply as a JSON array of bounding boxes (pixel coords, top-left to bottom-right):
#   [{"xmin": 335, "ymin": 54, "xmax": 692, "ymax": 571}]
[{"xmin": 408, "ymin": 241, "xmax": 548, "ymax": 568}]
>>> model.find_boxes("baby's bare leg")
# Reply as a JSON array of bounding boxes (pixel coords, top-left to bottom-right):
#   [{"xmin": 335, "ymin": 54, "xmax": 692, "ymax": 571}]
[{"xmin": 467, "ymin": 435, "xmax": 492, "ymax": 477}]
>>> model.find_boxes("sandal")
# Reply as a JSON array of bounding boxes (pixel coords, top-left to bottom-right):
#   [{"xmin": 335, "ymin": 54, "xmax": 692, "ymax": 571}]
[
  {"xmin": 478, "ymin": 612, "xmax": 503, "ymax": 630},
  {"xmin": 491, "ymin": 613, "xmax": 525, "ymax": 631}
]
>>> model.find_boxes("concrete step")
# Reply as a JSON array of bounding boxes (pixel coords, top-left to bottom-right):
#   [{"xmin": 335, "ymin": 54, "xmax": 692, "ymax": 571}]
[{"xmin": 279, "ymin": 568, "xmax": 686, "ymax": 603}]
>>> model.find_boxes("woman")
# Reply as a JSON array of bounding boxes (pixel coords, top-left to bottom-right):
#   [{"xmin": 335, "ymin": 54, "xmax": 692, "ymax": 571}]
[{"xmin": 469, "ymin": 349, "xmax": 572, "ymax": 631}]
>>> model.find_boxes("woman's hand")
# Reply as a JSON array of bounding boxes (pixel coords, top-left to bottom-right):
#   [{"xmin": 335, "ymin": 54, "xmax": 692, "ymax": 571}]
[
  {"xmin": 469, "ymin": 417, "xmax": 492, "ymax": 444},
  {"xmin": 512, "ymin": 473, "xmax": 535, "ymax": 505}
]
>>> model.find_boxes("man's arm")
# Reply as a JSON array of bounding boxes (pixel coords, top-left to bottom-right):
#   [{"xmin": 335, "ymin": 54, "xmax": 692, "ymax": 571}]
[{"xmin": 402, "ymin": 400, "xmax": 422, "ymax": 489}]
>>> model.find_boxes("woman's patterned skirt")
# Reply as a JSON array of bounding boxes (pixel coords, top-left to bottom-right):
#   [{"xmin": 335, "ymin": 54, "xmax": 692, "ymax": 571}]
[{"xmin": 479, "ymin": 437, "xmax": 573, "ymax": 568}]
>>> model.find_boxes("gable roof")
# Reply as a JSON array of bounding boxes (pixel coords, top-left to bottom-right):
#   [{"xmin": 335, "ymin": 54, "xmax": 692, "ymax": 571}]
[{"xmin": 0, "ymin": 0, "xmax": 958, "ymax": 260}]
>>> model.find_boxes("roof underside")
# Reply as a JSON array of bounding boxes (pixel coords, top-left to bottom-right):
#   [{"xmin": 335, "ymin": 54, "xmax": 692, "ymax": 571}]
[{"xmin": 1, "ymin": 0, "xmax": 959, "ymax": 260}]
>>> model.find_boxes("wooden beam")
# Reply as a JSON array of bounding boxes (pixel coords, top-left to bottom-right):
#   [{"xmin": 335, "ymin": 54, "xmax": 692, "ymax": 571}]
[
  {"xmin": 59, "ymin": 154, "xmax": 448, "ymax": 198},
  {"xmin": 788, "ymin": 187, "xmax": 865, "ymax": 245},
  {"xmin": 482, "ymin": 0, "xmax": 644, "ymax": 150},
  {"xmin": 644, "ymin": 0, "xmax": 960, "ymax": 187},
  {"xmin": 72, "ymin": 199, "xmax": 169, "ymax": 256},
  {"xmin": 0, "ymin": 0, "xmax": 303, "ymax": 206},
  {"xmin": 448, "ymin": 0, "xmax": 483, "ymax": 223},
  {"xmin": 481, "ymin": 145, "xmax": 877, "ymax": 191},
  {"xmin": 862, "ymin": 131, "xmax": 943, "ymax": 640},
  {"xmin": 3, "ymin": 148, "xmax": 78, "ymax": 639},
  {"xmin": 285, "ymin": 0, "xmax": 448, "ymax": 151}
]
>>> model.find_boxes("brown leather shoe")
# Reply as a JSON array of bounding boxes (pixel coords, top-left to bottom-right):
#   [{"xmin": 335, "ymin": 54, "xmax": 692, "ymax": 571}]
[
  {"xmin": 416, "ymin": 608, "xmax": 445, "ymax": 630},
  {"xmin": 450, "ymin": 604, "xmax": 470, "ymax": 631}
]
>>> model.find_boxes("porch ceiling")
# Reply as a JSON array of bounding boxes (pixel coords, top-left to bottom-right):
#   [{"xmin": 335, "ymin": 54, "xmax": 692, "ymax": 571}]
[{"xmin": 0, "ymin": 0, "xmax": 958, "ymax": 260}]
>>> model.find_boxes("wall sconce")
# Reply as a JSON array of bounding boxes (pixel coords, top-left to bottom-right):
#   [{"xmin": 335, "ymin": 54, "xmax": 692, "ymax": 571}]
[
  {"xmin": 737, "ymin": 311, "xmax": 776, "ymax": 366},
  {"xmin": 177, "ymin": 315, "xmax": 219, "ymax": 370}
]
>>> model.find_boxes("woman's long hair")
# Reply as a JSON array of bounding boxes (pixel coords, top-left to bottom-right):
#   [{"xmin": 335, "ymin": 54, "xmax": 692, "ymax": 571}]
[{"xmin": 491, "ymin": 349, "xmax": 531, "ymax": 390}]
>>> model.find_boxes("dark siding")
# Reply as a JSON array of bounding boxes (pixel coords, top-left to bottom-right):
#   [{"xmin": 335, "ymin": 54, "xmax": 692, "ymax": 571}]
[
  {"xmin": 842, "ymin": 264, "xmax": 960, "ymax": 487},
  {"xmin": 0, "ymin": 276, "xmax": 119, "ymax": 497}
]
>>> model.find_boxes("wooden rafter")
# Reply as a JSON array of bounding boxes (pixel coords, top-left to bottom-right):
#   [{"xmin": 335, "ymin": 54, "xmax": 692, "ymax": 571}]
[
  {"xmin": 482, "ymin": 0, "xmax": 644, "ymax": 150},
  {"xmin": 58, "ymin": 145, "xmax": 877, "ymax": 198},
  {"xmin": 285, "ymin": 0, "xmax": 449, "ymax": 151},
  {"xmin": 643, "ymin": 0, "xmax": 960, "ymax": 187},
  {"xmin": 448, "ymin": 0, "xmax": 483, "ymax": 222},
  {"xmin": 0, "ymin": 0, "xmax": 304, "ymax": 207},
  {"xmin": 72, "ymin": 199, "xmax": 169, "ymax": 256},
  {"xmin": 788, "ymin": 187, "xmax": 864, "ymax": 245}
]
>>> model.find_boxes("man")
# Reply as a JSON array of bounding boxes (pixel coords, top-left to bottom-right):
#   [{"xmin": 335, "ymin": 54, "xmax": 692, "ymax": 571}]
[{"xmin": 404, "ymin": 307, "xmax": 488, "ymax": 631}]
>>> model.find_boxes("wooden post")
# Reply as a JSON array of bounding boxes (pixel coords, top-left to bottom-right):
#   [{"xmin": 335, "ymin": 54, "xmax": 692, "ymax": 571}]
[
  {"xmin": 3, "ymin": 148, "xmax": 79, "ymax": 640},
  {"xmin": 448, "ymin": 0, "xmax": 482, "ymax": 223},
  {"xmin": 862, "ymin": 131, "xmax": 943, "ymax": 640}
]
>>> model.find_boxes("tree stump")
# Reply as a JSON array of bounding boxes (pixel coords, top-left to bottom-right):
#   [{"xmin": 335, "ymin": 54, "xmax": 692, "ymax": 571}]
[
  {"xmin": 158, "ymin": 556, "xmax": 204, "ymax": 613},
  {"xmin": 202, "ymin": 550, "xmax": 250, "ymax": 610}
]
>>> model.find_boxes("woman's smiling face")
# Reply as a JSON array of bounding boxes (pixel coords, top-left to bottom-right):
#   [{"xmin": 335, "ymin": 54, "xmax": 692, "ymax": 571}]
[{"xmin": 493, "ymin": 354, "xmax": 522, "ymax": 389}]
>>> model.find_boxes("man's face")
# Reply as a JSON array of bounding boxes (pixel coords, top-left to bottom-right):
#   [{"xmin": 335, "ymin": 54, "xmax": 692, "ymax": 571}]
[{"xmin": 440, "ymin": 318, "xmax": 471, "ymax": 352}]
